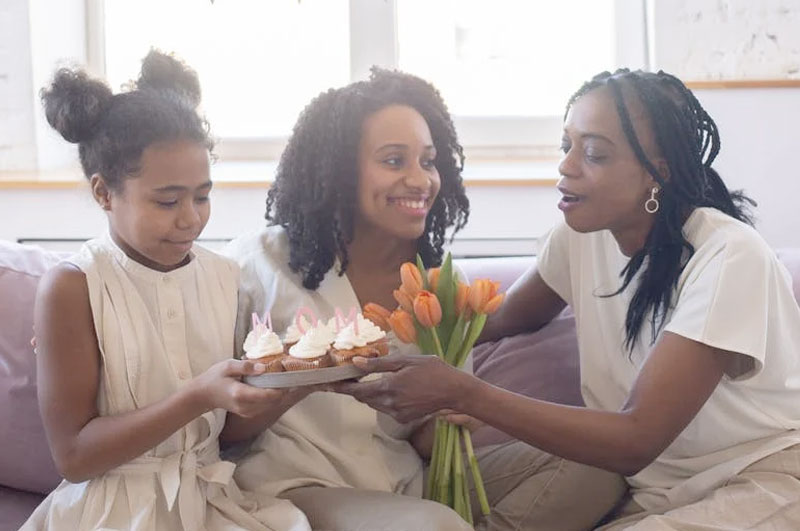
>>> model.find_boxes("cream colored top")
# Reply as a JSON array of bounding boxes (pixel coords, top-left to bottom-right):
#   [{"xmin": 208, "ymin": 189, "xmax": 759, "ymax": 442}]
[
  {"xmin": 538, "ymin": 208, "xmax": 800, "ymax": 512},
  {"xmin": 22, "ymin": 234, "xmax": 310, "ymax": 531},
  {"xmin": 225, "ymin": 226, "xmax": 471, "ymax": 498}
]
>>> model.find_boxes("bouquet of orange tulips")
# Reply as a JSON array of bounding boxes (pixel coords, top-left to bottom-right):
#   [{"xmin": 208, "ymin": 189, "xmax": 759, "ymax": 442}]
[{"xmin": 364, "ymin": 253, "xmax": 504, "ymax": 524}]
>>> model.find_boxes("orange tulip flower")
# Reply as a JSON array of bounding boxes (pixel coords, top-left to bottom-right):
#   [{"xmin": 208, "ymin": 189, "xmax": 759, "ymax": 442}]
[
  {"xmin": 363, "ymin": 303, "xmax": 392, "ymax": 332},
  {"xmin": 388, "ymin": 309, "xmax": 417, "ymax": 344},
  {"xmin": 427, "ymin": 267, "xmax": 441, "ymax": 292},
  {"xmin": 468, "ymin": 279, "xmax": 501, "ymax": 314},
  {"xmin": 482, "ymin": 293, "xmax": 505, "ymax": 315},
  {"xmin": 393, "ymin": 289, "xmax": 414, "ymax": 313},
  {"xmin": 455, "ymin": 282, "xmax": 471, "ymax": 318},
  {"xmin": 400, "ymin": 262, "xmax": 423, "ymax": 297},
  {"xmin": 413, "ymin": 290, "xmax": 442, "ymax": 328}
]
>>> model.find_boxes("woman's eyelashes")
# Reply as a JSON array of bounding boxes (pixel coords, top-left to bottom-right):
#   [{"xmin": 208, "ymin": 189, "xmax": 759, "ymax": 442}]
[
  {"xmin": 560, "ymin": 139, "xmax": 607, "ymax": 163},
  {"xmin": 383, "ymin": 155, "xmax": 404, "ymax": 168},
  {"xmin": 154, "ymin": 196, "xmax": 209, "ymax": 209},
  {"xmin": 585, "ymin": 151, "xmax": 607, "ymax": 163},
  {"xmin": 381, "ymin": 155, "xmax": 437, "ymax": 170}
]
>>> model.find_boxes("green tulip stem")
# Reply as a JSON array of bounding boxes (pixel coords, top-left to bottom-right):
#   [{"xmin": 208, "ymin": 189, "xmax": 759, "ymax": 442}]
[{"xmin": 463, "ymin": 426, "xmax": 491, "ymax": 516}]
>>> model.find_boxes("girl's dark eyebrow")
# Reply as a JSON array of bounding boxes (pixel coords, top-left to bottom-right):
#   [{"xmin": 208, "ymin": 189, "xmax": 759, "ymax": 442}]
[{"xmin": 153, "ymin": 181, "xmax": 213, "ymax": 193}]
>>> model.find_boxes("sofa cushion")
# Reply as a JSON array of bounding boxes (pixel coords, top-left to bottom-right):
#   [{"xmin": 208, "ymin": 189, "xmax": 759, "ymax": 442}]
[
  {"xmin": 471, "ymin": 309, "xmax": 582, "ymax": 447},
  {"xmin": 0, "ymin": 241, "xmax": 62, "ymax": 493},
  {"xmin": 455, "ymin": 255, "xmax": 533, "ymax": 293},
  {"xmin": 0, "ymin": 485, "xmax": 44, "ymax": 531}
]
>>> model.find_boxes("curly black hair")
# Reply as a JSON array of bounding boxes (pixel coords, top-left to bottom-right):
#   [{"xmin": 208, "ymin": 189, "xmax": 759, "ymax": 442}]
[
  {"xmin": 567, "ymin": 69, "xmax": 755, "ymax": 351},
  {"xmin": 267, "ymin": 68, "xmax": 470, "ymax": 290},
  {"xmin": 40, "ymin": 50, "xmax": 212, "ymax": 191}
]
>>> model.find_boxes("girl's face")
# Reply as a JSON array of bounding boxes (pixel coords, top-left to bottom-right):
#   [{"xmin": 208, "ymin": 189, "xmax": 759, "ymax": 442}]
[
  {"xmin": 355, "ymin": 104, "xmax": 441, "ymax": 241},
  {"xmin": 102, "ymin": 140, "xmax": 212, "ymax": 271},
  {"xmin": 558, "ymin": 86, "xmax": 662, "ymax": 254}
]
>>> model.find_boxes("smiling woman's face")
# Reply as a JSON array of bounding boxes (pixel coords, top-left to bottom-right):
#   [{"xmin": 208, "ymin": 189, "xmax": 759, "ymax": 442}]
[
  {"xmin": 355, "ymin": 104, "xmax": 441, "ymax": 241},
  {"xmin": 557, "ymin": 86, "xmax": 661, "ymax": 250}
]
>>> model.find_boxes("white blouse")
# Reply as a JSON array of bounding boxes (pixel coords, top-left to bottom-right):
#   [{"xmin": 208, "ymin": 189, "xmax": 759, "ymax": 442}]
[
  {"xmin": 23, "ymin": 234, "xmax": 310, "ymax": 530},
  {"xmin": 538, "ymin": 208, "xmax": 800, "ymax": 512},
  {"xmin": 226, "ymin": 226, "xmax": 468, "ymax": 499}
]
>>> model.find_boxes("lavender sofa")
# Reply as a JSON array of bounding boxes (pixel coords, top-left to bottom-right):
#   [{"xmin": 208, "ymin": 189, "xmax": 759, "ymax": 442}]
[{"xmin": 1, "ymin": 241, "xmax": 798, "ymax": 530}]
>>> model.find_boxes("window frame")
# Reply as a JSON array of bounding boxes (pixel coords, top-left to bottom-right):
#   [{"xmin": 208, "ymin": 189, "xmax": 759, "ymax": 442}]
[{"xmin": 86, "ymin": 0, "xmax": 648, "ymax": 165}]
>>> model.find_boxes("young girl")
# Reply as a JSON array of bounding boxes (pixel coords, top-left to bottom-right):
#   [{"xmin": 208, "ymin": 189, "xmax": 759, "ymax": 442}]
[
  {"xmin": 22, "ymin": 51, "xmax": 310, "ymax": 531},
  {"xmin": 338, "ymin": 69, "xmax": 800, "ymax": 530}
]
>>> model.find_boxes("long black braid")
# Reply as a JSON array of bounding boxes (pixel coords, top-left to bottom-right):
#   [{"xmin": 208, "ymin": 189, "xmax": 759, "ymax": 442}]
[
  {"xmin": 266, "ymin": 67, "xmax": 469, "ymax": 290},
  {"xmin": 566, "ymin": 69, "xmax": 755, "ymax": 351}
]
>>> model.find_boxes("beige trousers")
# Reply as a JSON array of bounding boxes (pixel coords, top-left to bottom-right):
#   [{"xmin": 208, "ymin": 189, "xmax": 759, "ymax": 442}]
[
  {"xmin": 283, "ymin": 440, "xmax": 626, "ymax": 531},
  {"xmin": 597, "ymin": 444, "xmax": 800, "ymax": 531},
  {"xmin": 470, "ymin": 441, "xmax": 626, "ymax": 530}
]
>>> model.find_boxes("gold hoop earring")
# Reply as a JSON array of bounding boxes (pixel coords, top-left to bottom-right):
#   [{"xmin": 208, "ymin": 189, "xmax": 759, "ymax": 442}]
[{"xmin": 645, "ymin": 187, "xmax": 660, "ymax": 214}]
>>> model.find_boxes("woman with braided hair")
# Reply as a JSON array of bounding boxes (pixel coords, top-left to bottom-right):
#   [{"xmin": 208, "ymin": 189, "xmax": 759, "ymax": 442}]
[
  {"xmin": 225, "ymin": 68, "xmax": 576, "ymax": 530},
  {"xmin": 338, "ymin": 69, "xmax": 800, "ymax": 529}
]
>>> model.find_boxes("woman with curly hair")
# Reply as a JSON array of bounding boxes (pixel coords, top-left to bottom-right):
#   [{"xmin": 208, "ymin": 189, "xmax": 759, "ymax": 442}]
[{"xmin": 224, "ymin": 69, "xmax": 619, "ymax": 530}]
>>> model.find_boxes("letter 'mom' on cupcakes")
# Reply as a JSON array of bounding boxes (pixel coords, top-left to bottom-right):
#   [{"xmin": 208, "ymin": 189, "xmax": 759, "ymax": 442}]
[
  {"xmin": 243, "ymin": 312, "xmax": 285, "ymax": 372},
  {"xmin": 243, "ymin": 307, "xmax": 389, "ymax": 374}
]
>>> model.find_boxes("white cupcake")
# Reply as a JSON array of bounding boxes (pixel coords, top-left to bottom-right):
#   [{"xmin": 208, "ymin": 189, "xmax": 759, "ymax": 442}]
[
  {"xmin": 243, "ymin": 326, "xmax": 285, "ymax": 372},
  {"xmin": 330, "ymin": 313, "xmax": 389, "ymax": 366},
  {"xmin": 283, "ymin": 322, "xmax": 335, "ymax": 371}
]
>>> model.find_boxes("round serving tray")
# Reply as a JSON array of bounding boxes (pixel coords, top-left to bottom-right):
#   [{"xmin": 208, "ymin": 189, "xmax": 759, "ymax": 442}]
[{"xmin": 244, "ymin": 364, "xmax": 366, "ymax": 389}]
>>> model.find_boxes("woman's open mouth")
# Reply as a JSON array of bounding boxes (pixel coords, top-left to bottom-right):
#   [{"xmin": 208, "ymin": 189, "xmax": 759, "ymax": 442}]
[{"xmin": 557, "ymin": 188, "xmax": 583, "ymax": 212}]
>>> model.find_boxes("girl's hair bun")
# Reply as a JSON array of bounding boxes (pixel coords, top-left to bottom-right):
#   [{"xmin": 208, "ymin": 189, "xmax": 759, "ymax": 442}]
[
  {"xmin": 40, "ymin": 68, "xmax": 113, "ymax": 144},
  {"xmin": 136, "ymin": 49, "xmax": 202, "ymax": 107}
]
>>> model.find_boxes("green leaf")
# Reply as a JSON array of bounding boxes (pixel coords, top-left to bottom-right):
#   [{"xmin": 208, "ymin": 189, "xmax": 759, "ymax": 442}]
[
  {"xmin": 445, "ymin": 315, "xmax": 467, "ymax": 365},
  {"xmin": 454, "ymin": 313, "xmax": 488, "ymax": 368},
  {"xmin": 414, "ymin": 322, "xmax": 435, "ymax": 356},
  {"xmin": 416, "ymin": 254, "xmax": 429, "ymax": 290},
  {"xmin": 436, "ymin": 253, "xmax": 457, "ymax": 347}
]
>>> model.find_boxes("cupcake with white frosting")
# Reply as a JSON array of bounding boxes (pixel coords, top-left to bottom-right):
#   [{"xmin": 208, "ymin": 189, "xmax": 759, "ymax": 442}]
[
  {"xmin": 283, "ymin": 322, "xmax": 335, "ymax": 371},
  {"xmin": 243, "ymin": 326, "xmax": 286, "ymax": 373},
  {"xmin": 282, "ymin": 315, "xmax": 313, "ymax": 353},
  {"xmin": 330, "ymin": 313, "xmax": 389, "ymax": 366}
]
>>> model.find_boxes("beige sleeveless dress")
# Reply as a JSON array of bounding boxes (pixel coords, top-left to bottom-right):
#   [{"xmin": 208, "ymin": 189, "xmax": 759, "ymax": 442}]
[{"xmin": 22, "ymin": 235, "xmax": 310, "ymax": 531}]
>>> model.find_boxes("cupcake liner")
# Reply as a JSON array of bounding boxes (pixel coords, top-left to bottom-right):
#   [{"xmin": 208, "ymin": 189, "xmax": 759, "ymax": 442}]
[
  {"xmin": 246, "ymin": 353, "xmax": 285, "ymax": 373},
  {"xmin": 262, "ymin": 356, "xmax": 286, "ymax": 373},
  {"xmin": 282, "ymin": 354, "xmax": 332, "ymax": 371},
  {"xmin": 329, "ymin": 349, "xmax": 360, "ymax": 366},
  {"xmin": 330, "ymin": 338, "xmax": 389, "ymax": 366}
]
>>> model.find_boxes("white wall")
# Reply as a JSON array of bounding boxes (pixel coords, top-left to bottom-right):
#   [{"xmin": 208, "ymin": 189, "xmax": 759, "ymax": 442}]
[
  {"xmin": 2, "ymin": 88, "xmax": 800, "ymax": 250},
  {"xmin": 693, "ymin": 88, "xmax": 800, "ymax": 248},
  {"xmin": 649, "ymin": 0, "xmax": 800, "ymax": 80},
  {"xmin": 0, "ymin": 183, "xmax": 562, "ymax": 254},
  {"xmin": 2, "ymin": 81, "xmax": 799, "ymax": 254},
  {"xmin": 1, "ymin": 1, "xmax": 799, "ymax": 251}
]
